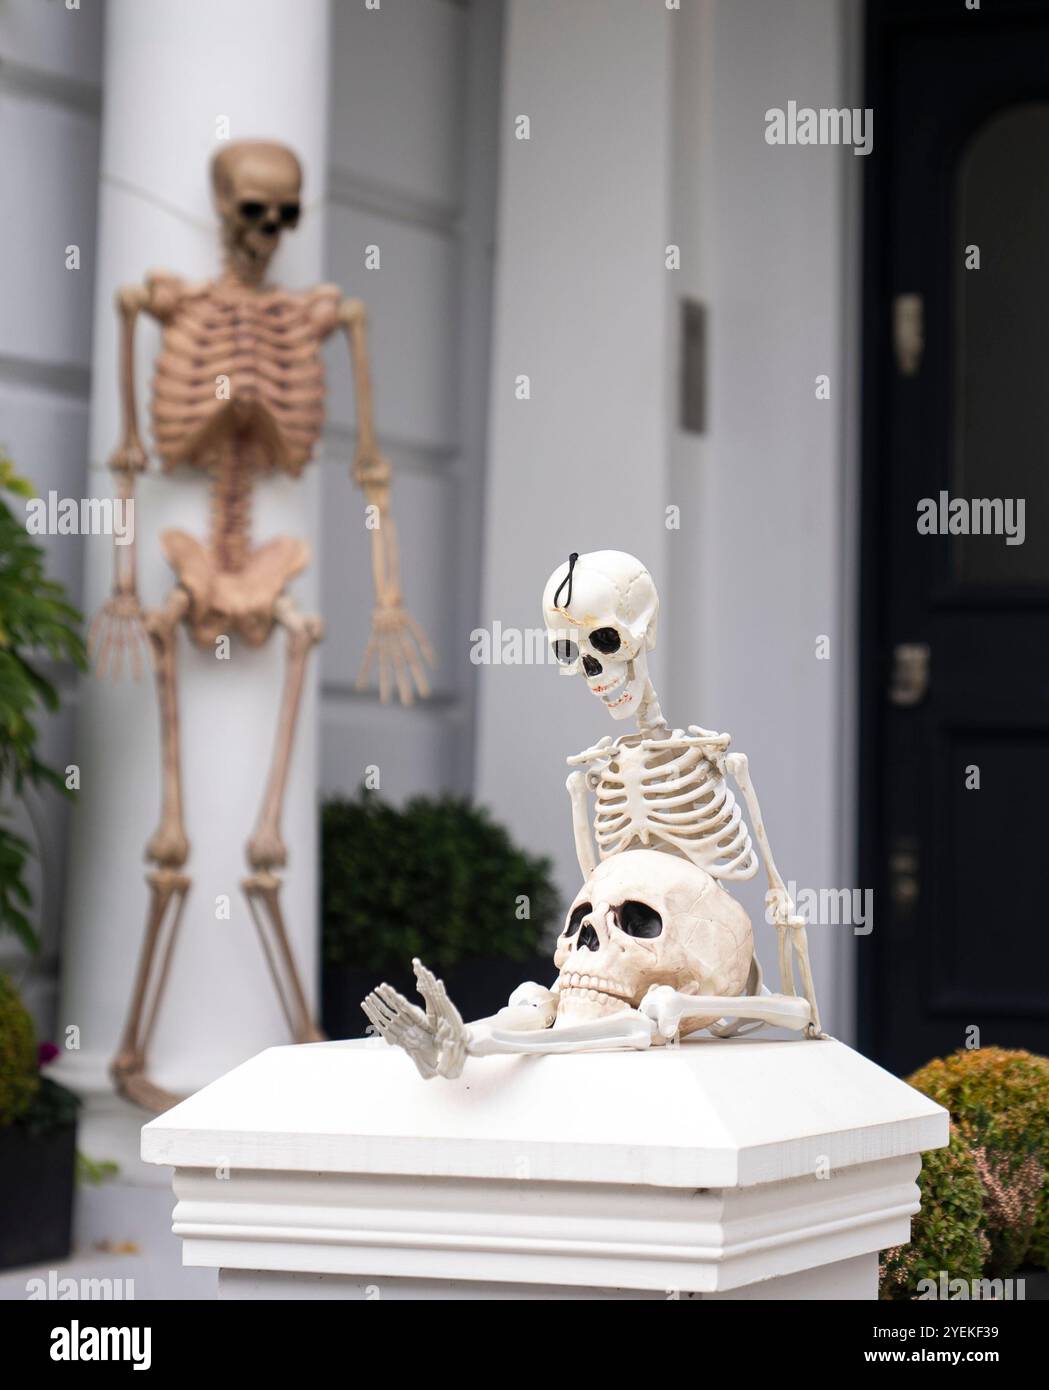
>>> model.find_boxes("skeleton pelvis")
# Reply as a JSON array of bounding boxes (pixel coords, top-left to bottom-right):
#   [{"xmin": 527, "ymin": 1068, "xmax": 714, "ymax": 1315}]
[
  {"xmin": 161, "ymin": 529, "xmax": 310, "ymax": 647},
  {"xmin": 554, "ymin": 849, "xmax": 754, "ymax": 1033}
]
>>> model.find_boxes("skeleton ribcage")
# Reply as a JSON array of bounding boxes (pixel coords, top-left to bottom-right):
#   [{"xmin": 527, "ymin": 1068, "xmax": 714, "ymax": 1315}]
[
  {"xmin": 586, "ymin": 738, "xmax": 758, "ymax": 881},
  {"xmin": 152, "ymin": 288, "xmax": 326, "ymax": 470}
]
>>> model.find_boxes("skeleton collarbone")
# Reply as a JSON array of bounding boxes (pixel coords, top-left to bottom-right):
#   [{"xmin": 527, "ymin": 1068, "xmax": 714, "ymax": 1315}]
[{"xmin": 577, "ymin": 729, "xmax": 758, "ymax": 878}]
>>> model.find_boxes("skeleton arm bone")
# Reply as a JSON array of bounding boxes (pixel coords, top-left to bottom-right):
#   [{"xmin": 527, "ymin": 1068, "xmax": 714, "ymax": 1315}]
[
  {"xmin": 565, "ymin": 737, "xmax": 615, "ymax": 875},
  {"xmin": 725, "ymin": 752, "xmax": 792, "ymax": 908},
  {"xmin": 89, "ymin": 284, "xmax": 153, "ymax": 681},
  {"xmin": 336, "ymin": 297, "xmax": 434, "ymax": 705},
  {"xmin": 467, "ymin": 1011, "xmax": 656, "ymax": 1058},
  {"xmin": 464, "ymin": 980, "xmax": 560, "ymax": 1032},
  {"xmin": 566, "ymin": 770, "xmax": 597, "ymax": 877},
  {"xmin": 640, "ymin": 984, "xmax": 811, "ymax": 1040},
  {"xmin": 725, "ymin": 751, "xmax": 825, "ymax": 1037},
  {"xmin": 363, "ymin": 962, "xmax": 654, "ymax": 1079}
]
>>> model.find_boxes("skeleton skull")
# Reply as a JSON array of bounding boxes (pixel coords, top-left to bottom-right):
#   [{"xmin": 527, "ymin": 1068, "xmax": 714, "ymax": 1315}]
[
  {"xmin": 211, "ymin": 140, "xmax": 303, "ymax": 282},
  {"xmin": 554, "ymin": 849, "xmax": 753, "ymax": 1033},
  {"xmin": 542, "ymin": 550, "xmax": 658, "ymax": 721}
]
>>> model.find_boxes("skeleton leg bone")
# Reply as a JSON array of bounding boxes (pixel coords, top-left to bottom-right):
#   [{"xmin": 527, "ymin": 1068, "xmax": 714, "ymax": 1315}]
[
  {"xmin": 243, "ymin": 870, "xmax": 321, "ymax": 1043},
  {"xmin": 726, "ymin": 751, "xmax": 825, "ymax": 1037},
  {"xmin": 111, "ymin": 870, "xmax": 190, "ymax": 1111},
  {"xmin": 111, "ymin": 588, "xmax": 192, "ymax": 1111},
  {"xmin": 243, "ymin": 593, "xmax": 324, "ymax": 1044}
]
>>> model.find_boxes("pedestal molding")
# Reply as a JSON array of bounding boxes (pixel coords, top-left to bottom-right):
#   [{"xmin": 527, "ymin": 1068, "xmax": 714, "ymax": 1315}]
[{"xmin": 144, "ymin": 1037, "xmax": 948, "ymax": 1296}]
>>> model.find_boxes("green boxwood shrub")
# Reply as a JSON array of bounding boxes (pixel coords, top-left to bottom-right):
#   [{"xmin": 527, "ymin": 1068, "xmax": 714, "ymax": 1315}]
[
  {"xmin": 0, "ymin": 972, "xmax": 40, "ymax": 1125},
  {"xmin": 322, "ymin": 791, "xmax": 560, "ymax": 971},
  {"xmin": 881, "ymin": 1046, "xmax": 1049, "ymax": 1294},
  {"xmin": 907, "ymin": 1047, "xmax": 1049, "ymax": 1276},
  {"xmin": 880, "ymin": 1126, "xmax": 989, "ymax": 1300}
]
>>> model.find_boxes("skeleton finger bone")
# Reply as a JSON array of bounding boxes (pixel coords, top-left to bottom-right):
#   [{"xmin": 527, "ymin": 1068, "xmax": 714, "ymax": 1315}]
[
  {"xmin": 405, "ymin": 613, "xmax": 437, "ymax": 669},
  {"xmin": 398, "ymin": 629, "xmax": 432, "ymax": 699},
  {"xmin": 389, "ymin": 637, "xmax": 413, "ymax": 706}
]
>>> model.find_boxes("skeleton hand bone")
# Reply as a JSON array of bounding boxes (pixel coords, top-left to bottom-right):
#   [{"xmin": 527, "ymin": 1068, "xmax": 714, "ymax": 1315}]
[
  {"xmin": 89, "ymin": 589, "xmax": 150, "ymax": 682},
  {"xmin": 356, "ymin": 599, "xmax": 435, "ymax": 706},
  {"xmin": 362, "ymin": 958, "xmax": 469, "ymax": 1080}
]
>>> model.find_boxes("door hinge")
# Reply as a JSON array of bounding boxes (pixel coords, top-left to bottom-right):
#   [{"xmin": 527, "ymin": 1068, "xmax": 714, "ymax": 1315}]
[
  {"xmin": 889, "ymin": 839, "xmax": 920, "ymax": 913},
  {"xmin": 889, "ymin": 642, "xmax": 930, "ymax": 707},
  {"xmin": 893, "ymin": 293, "xmax": 924, "ymax": 376}
]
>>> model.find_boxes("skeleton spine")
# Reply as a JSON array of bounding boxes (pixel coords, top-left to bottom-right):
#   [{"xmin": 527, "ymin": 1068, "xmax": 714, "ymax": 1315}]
[{"xmin": 210, "ymin": 436, "xmax": 254, "ymax": 572}]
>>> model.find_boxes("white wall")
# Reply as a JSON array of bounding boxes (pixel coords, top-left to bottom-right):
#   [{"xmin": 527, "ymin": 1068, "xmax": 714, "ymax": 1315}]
[
  {"xmin": 476, "ymin": 0, "xmax": 675, "ymax": 904},
  {"xmin": 0, "ymin": 0, "xmax": 103, "ymax": 1026},
  {"xmin": 665, "ymin": 0, "xmax": 861, "ymax": 1041},
  {"xmin": 477, "ymin": 0, "xmax": 860, "ymax": 1037},
  {"xmin": 319, "ymin": 0, "xmax": 503, "ymax": 804}
]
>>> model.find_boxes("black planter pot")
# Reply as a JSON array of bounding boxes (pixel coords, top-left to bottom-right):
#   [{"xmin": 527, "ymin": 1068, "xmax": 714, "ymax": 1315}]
[
  {"xmin": 322, "ymin": 955, "xmax": 558, "ymax": 1039},
  {"xmin": 0, "ymin": 1121, "xmax": 76, "ymax": 1271}
]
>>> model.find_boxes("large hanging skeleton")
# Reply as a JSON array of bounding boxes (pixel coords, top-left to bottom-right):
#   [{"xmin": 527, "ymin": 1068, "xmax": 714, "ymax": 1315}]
[
  {"xmin": 95, "ymin": 141, "xmax": 432, "ymax": 1111},
  {"xmin": 364, "ymin": 551, "xmax": 825, "ymax": 1080}
]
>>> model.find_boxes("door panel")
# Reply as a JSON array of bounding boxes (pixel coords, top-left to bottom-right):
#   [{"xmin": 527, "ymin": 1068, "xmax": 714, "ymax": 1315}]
[{"xmin": 861, "ymin": 0, "xmax": 1049, "ymax": 1074}]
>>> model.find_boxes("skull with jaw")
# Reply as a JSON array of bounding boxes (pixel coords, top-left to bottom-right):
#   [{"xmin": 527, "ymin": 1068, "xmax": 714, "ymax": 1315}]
[
  {"xmin": 554, "ymin": 849, "xmax": 754, "ymax": 1032},
  {"xmin": 211, "ymin": 140, "xmax": 303, "ymax": 285},
  {"xmin": 542, "ymin": 550, "xmax": 658, "ymax": 722}
]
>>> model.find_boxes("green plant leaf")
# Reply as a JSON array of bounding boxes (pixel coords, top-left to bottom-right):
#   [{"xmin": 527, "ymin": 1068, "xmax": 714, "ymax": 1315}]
[{"xmin": 0, "ymin": 452, "xmax": 86, "ymax": 952}]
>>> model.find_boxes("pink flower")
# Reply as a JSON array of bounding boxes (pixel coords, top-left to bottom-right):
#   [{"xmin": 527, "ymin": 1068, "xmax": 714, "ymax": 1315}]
[{"xmin": 37, "ymin": 1041, "xmax": 60, "ymax": 1066}]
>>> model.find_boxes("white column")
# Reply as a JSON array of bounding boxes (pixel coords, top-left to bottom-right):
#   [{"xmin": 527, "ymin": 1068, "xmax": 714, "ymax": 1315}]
[
  {"xmin": 475, "ymin": 0, "xmax": 674, "ymax": 901},
  {"xmin": 54, "ymin": 0, "xmax": 332, "ymax": 1122}
]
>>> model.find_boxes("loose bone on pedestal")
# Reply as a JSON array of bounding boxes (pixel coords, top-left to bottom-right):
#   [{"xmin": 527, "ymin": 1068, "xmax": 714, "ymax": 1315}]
[
  {"xmin": 96, "ymin": 141, "xmax": 434, "ymax": 1111},
  {"xmin": 362, "ymin": 551, "xmax": 825, "ymax": 1082}
]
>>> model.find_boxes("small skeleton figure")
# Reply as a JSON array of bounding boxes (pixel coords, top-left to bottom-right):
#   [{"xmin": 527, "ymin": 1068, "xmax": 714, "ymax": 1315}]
[
  {"xmin": 543, "ymin": 549, "xmax": 822, "ymax": 1034},
  {"xmin": 96, "ymin": 141, "xmax": 433, "ymax": 1111},
  {"xmin": 363, "ymin": 551, "xmax": 824, "ymax": 1081}
]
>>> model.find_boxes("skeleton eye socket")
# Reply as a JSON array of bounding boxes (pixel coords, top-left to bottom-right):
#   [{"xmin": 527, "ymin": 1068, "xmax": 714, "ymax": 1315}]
[
  {"xmin": 279, "ymin": 202, "xmax": 301, "ymax": 227},
  {"xmin": 238, "ymin": 200, "xmax": 266, "ymax": 221},
  {"xmin": 564, "ymin": 902, "xmax": 591, "ymax": 936},
  {"xmin": 589, "ymin": 627, "xmax": 621, "ymax": 655},
  {"xmin": 615, "ymin": 900, "xmax": 662, "ymax": 939},
  {"xmin": 553, "ymin": 638, "xmax": 579, "ymax": 664}
]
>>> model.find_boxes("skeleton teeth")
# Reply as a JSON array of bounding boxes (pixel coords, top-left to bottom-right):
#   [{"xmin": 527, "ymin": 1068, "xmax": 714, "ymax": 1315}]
[{"xmin": 561, "ymin": 972, "xmax": 632, "ymax": 1002}]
